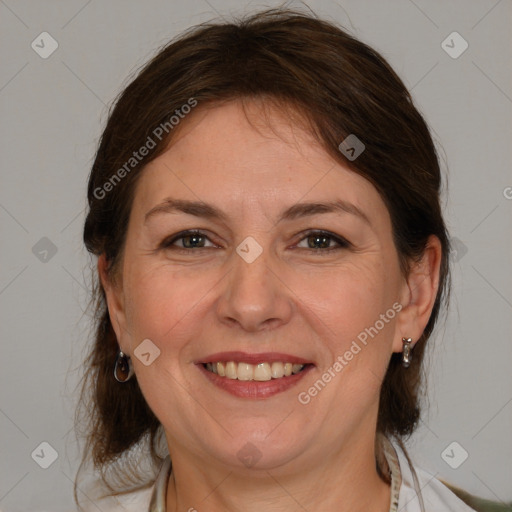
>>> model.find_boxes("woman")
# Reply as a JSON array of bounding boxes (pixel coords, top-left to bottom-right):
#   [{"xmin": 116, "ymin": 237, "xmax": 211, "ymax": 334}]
[{"xmin": 76, "ymin": 8, "xmax": 496, "ymax": 512}]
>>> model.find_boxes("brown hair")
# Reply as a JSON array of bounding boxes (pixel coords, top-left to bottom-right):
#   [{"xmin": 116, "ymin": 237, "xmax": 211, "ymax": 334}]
[{"xmin": 76, "ymin": 6, "xmax": 450, "ymax": 500}]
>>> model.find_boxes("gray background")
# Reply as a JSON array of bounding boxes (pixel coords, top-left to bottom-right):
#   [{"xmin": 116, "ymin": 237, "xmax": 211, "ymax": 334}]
[{"xmin": 1, "ymin": 0, "xmax": 511, "ymax": 510}]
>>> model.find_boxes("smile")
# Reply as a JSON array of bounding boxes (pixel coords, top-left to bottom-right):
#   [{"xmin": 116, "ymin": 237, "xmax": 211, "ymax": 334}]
[
  {"xmin": 204, "ymin": 361, "xmax": 305, "ymax": 381},
  {"xmin": 197, "ymin": 352, "xmax": 314, "ymax": 399}
]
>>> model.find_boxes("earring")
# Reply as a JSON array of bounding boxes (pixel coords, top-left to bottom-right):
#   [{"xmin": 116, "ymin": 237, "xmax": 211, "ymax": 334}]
[
  {"xmin": 401, "ymin": 337, "xmax": 413, "ymax": 368},
  {"xmin": 114, "ymin": 350, "xmax": 134, "ymax": 382}
]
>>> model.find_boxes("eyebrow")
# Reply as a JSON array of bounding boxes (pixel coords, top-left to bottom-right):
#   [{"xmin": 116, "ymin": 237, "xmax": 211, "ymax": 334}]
[{"xmin": 144, "ymin": 198, "xmax": 371, "ymax": 226}]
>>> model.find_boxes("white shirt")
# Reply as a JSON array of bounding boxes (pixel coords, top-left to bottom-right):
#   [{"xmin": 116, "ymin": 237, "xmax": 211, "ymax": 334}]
[{"xmin": 84, "ymin": 438, "xmax": 477, "ymax": 511}]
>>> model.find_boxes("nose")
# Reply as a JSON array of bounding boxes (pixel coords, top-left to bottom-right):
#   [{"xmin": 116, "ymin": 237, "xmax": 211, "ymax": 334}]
[{"xmin": 215, "ymin": 243, "xmax": 294, "ymax": 333}]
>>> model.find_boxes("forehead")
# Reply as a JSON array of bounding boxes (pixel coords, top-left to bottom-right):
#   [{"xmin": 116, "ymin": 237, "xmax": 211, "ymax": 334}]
[{"xmin": 132, "ymin": 100, "xmax": 387, "ymax": 226}]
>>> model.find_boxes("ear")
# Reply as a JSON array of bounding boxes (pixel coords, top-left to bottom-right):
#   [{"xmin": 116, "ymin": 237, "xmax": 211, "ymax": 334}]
[
  {"xmin": 98, "ymin": 254, "xmax": 129, "ymax": 352},
  {"xmin": 393, "ymin": 235, "xmax": 443, "ymax": 353}
]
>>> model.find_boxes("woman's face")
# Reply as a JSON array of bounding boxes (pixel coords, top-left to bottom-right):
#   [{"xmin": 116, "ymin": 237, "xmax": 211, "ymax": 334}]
[{"xmin": 105, "ymin": 100, "xmax": 417, "ymax": 472}]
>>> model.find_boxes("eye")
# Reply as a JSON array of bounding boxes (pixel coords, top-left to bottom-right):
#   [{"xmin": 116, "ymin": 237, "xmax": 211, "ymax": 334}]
[
  {"xmin": 160, "ymin": 230, "xmax": 217, "ymax": 251},
  {"xmin": 159, "ymin": 229, "xmax": 350, "ymax": 254},
  {"xmin": 295, "ymin": 230, "xmax": 350, "ymax": 253}
]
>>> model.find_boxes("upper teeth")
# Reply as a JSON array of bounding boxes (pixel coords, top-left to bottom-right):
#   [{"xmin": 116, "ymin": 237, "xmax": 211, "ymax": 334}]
[{"xmin": 205, "ymin": 361, "xmax": 305, "ymax": 381}]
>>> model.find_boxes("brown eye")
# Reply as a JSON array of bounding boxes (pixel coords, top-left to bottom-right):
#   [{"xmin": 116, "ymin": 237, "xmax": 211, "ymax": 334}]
[
  {"xmin": 161, "ymin": 230, "xmax": 215, "ymax": 251},
  {"xmin": 307, "ymin": 233, "xmax": 330, "ymax": 249},
  {"xmin": 296, "ymin": 230, "xmax": 350, "ymax": 252},
  {"xmin": 180, "ymin": 232, "xmax": 206, "ymax": 249}
]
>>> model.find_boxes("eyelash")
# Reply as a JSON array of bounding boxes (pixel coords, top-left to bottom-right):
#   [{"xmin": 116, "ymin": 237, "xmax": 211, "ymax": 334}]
[{"xmin": 159, "ymin": 229, "xmax": 350, "ymax": 255}]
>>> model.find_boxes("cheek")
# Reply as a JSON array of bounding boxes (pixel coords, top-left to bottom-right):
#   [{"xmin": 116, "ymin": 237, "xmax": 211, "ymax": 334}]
[
  {"xmin": 121, "ymin": 266, "xmax": 214, "ymax": 416},
  {"xmin": 123, "ymin": 263, "xmax": 217, "ymax": 348},
  {"xmin": 301, "ymin": 258, "xmax": 395, "ymax": 332},
  {"xmin": 294, "ymin": 257, "xmax": 400, "ymax": 389}
]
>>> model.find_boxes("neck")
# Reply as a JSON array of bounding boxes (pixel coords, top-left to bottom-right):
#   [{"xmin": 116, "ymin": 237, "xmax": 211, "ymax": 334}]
[{"xmin": 165, "ymin": 430, "xmax": 391, "ymax": 512}]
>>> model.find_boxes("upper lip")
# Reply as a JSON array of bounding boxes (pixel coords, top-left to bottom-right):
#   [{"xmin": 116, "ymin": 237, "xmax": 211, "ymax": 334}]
[{"xmin": 196, "ymin": 351, "xmax": 313, "ymax": 365}]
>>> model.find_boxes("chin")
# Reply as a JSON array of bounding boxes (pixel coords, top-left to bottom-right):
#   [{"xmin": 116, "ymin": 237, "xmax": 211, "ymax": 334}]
[{"xmin": 206, "ymin": 421, "xmax": 313, "ymax": 472}]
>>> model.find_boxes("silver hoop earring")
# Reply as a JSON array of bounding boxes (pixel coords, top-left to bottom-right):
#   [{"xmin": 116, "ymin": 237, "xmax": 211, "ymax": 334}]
[
  {"xmin": 114, "ymin": 351, "xmax": 134, "ymax": 382},
  {"xmin": 402, "ymin": 337, "xmax": 413, "ymax": 368}
]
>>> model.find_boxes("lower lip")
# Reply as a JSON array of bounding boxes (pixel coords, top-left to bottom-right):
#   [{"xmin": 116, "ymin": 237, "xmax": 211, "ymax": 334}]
[{"xmin": 197, "ymin": 364, "xmax": 313, "ymax": 399}]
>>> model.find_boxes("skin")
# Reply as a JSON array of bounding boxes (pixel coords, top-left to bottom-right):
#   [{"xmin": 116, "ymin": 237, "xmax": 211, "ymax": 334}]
[{"xmin": 100, "ymin": 99, "xmax": 442, "ymax": 512}]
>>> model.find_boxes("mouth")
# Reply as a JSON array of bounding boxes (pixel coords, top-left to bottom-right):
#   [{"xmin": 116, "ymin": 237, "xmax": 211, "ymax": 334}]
[
  {"xmin": 203, "ymin": 361, "xmax": 306, "ymax": 380},
  {"xmin": 196, "ymin": 352, "xmax": 314, "ymax": 399}
]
